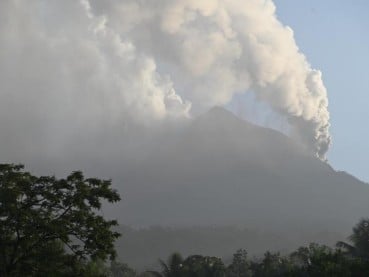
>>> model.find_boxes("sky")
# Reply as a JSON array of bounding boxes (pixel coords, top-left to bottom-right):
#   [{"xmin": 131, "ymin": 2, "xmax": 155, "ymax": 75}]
[{"xmin": 273, "ymin": 0, "xmax": 369, "ymax": 182}]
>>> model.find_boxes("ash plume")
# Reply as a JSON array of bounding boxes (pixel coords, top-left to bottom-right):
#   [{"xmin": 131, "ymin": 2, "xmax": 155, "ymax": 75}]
[{"xmin": 0, "ymin": 0, "xmax": 330, "ymax": 161}]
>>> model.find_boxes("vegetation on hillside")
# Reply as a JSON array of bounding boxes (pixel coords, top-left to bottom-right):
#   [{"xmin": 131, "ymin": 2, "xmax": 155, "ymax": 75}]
[
  {"xmin": 141, "ymin": 221, "xmax": 369, "ymax": 277},
  {"xmin": 2, "ymin": 163, "xmax": 369, "ymax": 276}
]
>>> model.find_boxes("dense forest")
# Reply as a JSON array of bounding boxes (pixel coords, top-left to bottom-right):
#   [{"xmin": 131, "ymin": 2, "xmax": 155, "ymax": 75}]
[{"xmin": 1, "ymin": 164, "xmax": 369, "ymax": 276}]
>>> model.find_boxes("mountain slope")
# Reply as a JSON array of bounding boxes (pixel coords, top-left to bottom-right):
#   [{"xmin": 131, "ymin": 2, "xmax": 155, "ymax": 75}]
[
  {"xmin": 105, "ymin": 107, "xmax": 369, "ymax": 268},
  {"xmin": 114, "ymin": 107, "xmax": 369, "ymax": 232}
]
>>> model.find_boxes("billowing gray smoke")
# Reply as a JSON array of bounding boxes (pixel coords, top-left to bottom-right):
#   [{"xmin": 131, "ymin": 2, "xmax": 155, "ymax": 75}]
[{"xmin": 0, "ymin": 0, "xmax": 330, "ymax": 161}]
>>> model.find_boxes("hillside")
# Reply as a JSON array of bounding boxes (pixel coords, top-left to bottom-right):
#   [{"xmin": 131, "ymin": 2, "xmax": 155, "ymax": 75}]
[
  {"xmin": 114, "ymin": 107, "xmax": 369, "ymax": 229},
  {"xmin": 108, "ymin": 107, "xmax": 369, "ymax": 268}
]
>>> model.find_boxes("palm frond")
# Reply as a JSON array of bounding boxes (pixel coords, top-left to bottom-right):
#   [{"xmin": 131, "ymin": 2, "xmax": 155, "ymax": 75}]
[
  {"xmin": 158, "ymin": 259, "xmax": 170, "ymax": 274},
  {"xmin": 336, "ymin": 241, "xmax": 356, "ymax": 255}
]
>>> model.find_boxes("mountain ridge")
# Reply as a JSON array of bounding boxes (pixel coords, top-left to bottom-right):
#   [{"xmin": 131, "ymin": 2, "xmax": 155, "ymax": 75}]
[
  {"xmin": 108, "ymin": 107, "xmax": 369, "ymax": 268},
  {"xmin": 111, "ymin": 107, "xmax": 369, "ymax": 231}
]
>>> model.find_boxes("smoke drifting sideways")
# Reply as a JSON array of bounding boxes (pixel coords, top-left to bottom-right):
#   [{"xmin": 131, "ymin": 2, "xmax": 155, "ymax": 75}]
[{"xmin": 0, "ymin": 0, "xmax": 330, "ymax": 168}]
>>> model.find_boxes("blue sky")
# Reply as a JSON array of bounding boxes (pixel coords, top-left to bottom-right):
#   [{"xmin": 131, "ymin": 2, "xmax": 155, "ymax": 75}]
[{"xmin": 273, "ymin": 0, "xmax": 369, "ymax": 182}]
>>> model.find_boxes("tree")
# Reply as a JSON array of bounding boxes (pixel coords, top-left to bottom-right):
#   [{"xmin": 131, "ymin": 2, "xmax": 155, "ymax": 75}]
[
  {"xmin": 251, "ymin": 251, "xmax": 295, "ymax": 277},
  {"xmin": 227, "ymin": 249, "xmax": 252, "ymax": 277},
  {"xmin": 290, "ymin": 243, "xmax": 362, "ymax": 277},
  {"xmin": 147, "ymin": 252, "xmax": 184, "ymax": 277},
  {"xmin": 110, "ymin": 261, "xmax": 137, "ymax": 277},
  {"xmin": 337, "ymin": 218, "xmax": 369, "ymax": 259},
  {"xmin": 0, "ymin": 164, "xmax": 121, "ymax": 276},
  {"xmin": 181, "ymin": 255, "xmax": 226, "ymax": 277},
  {"xmin": 148, "ymin": 253, "xmax": 226, "ymax": 277}
]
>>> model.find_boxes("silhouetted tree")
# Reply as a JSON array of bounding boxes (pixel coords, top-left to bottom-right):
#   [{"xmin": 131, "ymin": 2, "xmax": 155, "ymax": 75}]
[
  {"xmin": 337, "ymin": 218, "xmax": 369, "ymax": 259},
  {"xmin": 290, "ymin": 242, "xmax": 369, "ymax": 277},
  {"xmin": 110, "ymin": 261, "xmax": 137, "ymax": 277},
  {"xmin": 227, "ymin": 249, "xmax": 252, "ymax": 277},
  {"xmin": 0, "ymin": 164, "xmax": 121, "ymax": 276},
  {"xmin": 181, "ymin": 255, "xmax": 226, "ymax": 277},
  {"xmin": 148, "ymin": 253, "xmax": 226, "ymax": 277},
  {"xmin": 147, "ymin": 253, "xmax": 184, "ymax": 277},
  {"xmin": 251, "ymin": 251, "xmax": 295, "ymax": 277}
]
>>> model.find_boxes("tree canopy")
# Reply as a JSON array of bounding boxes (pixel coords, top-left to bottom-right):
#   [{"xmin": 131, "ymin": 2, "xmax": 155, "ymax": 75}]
[
  {"xmin": 0, "ymin": 164, "xmax": 121, "ymax": 276},
  {"xmin": 337, "ymin": 218, "xmax": 369, "ymax": 259}
]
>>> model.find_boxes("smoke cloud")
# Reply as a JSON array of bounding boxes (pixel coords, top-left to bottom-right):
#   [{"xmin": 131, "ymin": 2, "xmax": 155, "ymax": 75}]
[{"xmin": 0, "ymin": 0, "xmax": 330, "ymax": 161}]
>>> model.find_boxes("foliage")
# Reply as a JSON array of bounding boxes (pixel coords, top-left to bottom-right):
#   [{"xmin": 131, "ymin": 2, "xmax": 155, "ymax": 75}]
[
  {"xmin": 290, "ymin": 243, "xmax": 350, "ymax": 276},
  {"xmin": 3, "ymin": 163, "xmax": 369, "ymax": 276},
  {"xmin": 147, "ymin": 254, "xmax": 226, "ymax": 277},
  {"xmin": 0, "ymin": 164, "xmax": 121, "ymax": 276},
  {"xmin": 337, "ymin": 218, "xmax": 369, "ymax": 259},
  {"xmin": 227, "ymin": 249, "xmax": 252, "ymax": 277},
  {"xmin": 181, "ymin": 255, "xmax": 226, "ymax": 277},
  {"xmin": 144, "ymin": 217, "xmax": 369, "ymax": 276},
  {"xmin": 251, "ymin": 251, "xmax": 295, "ymax": 277},
  {"xmin": 110, "ymin": 261, "xmax": 138, "ymax": 277},
  {"xmin": 147, "ymin": 253, "xmax": 184, "ymax": 277},
  {"xmin": 146, "ymin": 237, "xmax": 369, "ymax": 276}
]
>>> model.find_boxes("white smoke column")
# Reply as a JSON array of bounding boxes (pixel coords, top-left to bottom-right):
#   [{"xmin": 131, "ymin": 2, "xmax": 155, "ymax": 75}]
[
  {"xmin": 0, "ymin": 0, "xmax": 331, "ymax": 161},
  {"xmin": 0, "ymin": 0, "xmax": 190, "ymax": 159},
  {"xmin": 0, "ymin": 0, "xmax": 190, "ymax": 124},
  {"xmin": 90, "ymin": 0, "xmax": 331, "ymax": 159}
]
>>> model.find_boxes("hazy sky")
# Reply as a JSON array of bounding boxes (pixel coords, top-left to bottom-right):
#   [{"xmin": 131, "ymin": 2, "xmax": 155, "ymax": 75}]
[{"xmin": 273, "ymin": 0, "xmax": 369, "ymax": 182}]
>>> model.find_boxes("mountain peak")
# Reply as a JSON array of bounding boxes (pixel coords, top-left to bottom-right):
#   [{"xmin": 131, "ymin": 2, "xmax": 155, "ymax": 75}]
[
  {"xmin": 207, "ymin": 106, "xmax": 234, "ymax": 116},
  {"xmin": 203, "ymin": 106, "xmax": 241, "ymax": 121},
  {"xmin": 196, "ymin": 106, "xmax": 251, "ymax": 128}
]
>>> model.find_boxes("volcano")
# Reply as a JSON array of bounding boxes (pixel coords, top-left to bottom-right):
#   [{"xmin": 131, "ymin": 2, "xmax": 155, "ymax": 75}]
[
  {"xmin": 111, "ymin": 107, "xmax": 369, "ymax": 268},
  {"xmin": 115, "ymin": 107, "xmax": 369, "ymax": 229}
]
